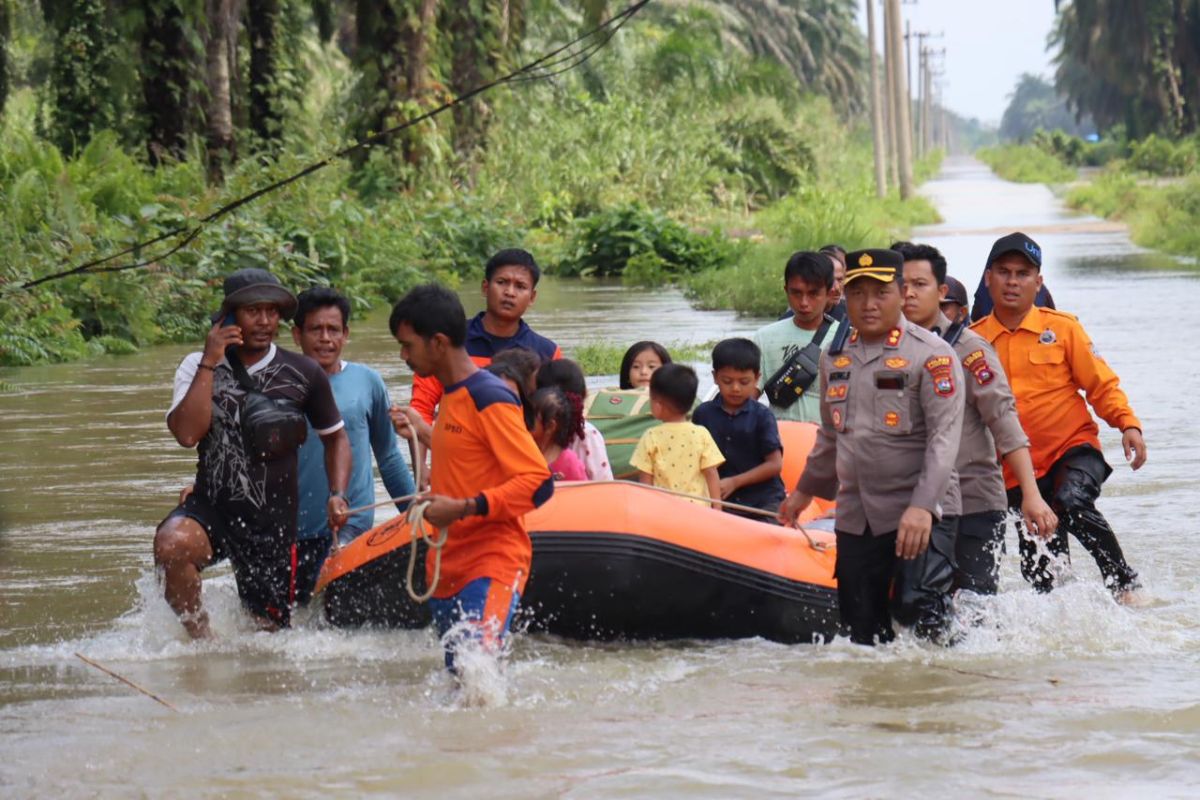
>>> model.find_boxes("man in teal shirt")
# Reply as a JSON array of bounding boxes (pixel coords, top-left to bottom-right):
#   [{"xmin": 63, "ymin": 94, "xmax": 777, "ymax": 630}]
[
  {"xmin": 752, "ymin": 251, "xmax": 842, "ymax": 424},
  {"xmin": 292, "ymin": 287, "xmax": 415, "ymax": 603}
]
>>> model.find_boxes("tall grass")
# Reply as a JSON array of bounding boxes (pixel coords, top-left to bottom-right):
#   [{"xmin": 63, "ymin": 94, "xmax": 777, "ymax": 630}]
[
  {"xmin": 1068, "ymin": 170, "xmax": 1200, "ymax": 258},
  {"xmin": 977, "ymin": 144, "xmax": 1077, "ymax": 184},
  {"xmin": 683, "ymin": 158, "xmax": 942, "ymax": 316}
]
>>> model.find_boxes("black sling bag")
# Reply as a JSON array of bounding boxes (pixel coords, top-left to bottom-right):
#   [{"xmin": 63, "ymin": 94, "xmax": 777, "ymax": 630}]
[
  {"xmin": 226, "ymin": 350, "xmax": 308, "ymax": 462},
  {"xmin": 763, "ymin": 314, "xmax": 835, "ymax": 409}
]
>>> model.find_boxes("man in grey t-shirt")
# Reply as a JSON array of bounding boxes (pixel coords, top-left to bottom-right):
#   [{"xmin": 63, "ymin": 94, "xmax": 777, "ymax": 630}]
[{"xmin": 752, "ymin": 252, "xmax": 842, "ymax": 424}]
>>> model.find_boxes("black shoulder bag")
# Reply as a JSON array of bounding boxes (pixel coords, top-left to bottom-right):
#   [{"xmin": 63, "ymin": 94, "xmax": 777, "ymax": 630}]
[
  {"xmin": 763, "ymin": 314, "xmax": 835, "ymax": 410},
  {"xmin": 941, "ymin": 319, "xmax": 967, "ymax": 346},
  {"xmin": 226, "ymin": 351, "xmax": 308, "ymax": 462}
]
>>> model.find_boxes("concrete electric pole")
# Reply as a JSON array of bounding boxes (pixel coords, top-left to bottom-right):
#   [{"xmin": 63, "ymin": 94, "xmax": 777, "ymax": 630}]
[
  {"xmin": 866, "ymin": 0, "xmax": 887, "ymax": 197},
  {"xmin": 886, "ymin": 0, "xmax": 914, "ymax": 198}
]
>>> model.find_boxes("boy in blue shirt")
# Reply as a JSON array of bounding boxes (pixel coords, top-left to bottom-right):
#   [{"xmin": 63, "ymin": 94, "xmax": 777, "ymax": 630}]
[
  {"xmin": 291, "ymin": 287, "xmax": 416, "ymax": 603},
  {"xmin": 692, "ymin": 338, "xmax": 786, "ymax": 518}
]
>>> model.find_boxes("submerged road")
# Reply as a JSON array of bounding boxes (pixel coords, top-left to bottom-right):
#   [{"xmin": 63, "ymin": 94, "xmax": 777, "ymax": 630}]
[{"xmin": 1, "ymin": 156, "xmax": 1198, "ymax": 797}]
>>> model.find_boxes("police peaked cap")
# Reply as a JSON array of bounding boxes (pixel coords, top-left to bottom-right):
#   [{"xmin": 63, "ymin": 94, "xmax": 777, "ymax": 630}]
[{"xmin": 844, "ymin": 249, "xmax": 903, "ymax": 285}]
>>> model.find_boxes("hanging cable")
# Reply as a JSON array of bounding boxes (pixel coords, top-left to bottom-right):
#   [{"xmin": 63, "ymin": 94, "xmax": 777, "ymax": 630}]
[{"xmin": 12, "ymin": 0, "xmax": 652, "ymax": 292}]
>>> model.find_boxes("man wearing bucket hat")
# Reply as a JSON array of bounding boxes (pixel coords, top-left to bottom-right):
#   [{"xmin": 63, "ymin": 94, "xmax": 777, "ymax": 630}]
[
  {"xmin": 971, "ymin": 233, "xmax": 1146, "ymax": 604},
  {"xmin": 155, "ymin": 268, "xmax": 352, "ymax": 638},
  {"xmin": 780, "ymin": 249, "xmax": 965, "ymax": 645}
]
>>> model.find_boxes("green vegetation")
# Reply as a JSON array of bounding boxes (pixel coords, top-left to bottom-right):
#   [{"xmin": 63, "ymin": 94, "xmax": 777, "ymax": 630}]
[
  {"xmin": 0, "ymin": 1, "xmax": 938, "ymax": 367},
  {"xmin": 683, "ymin": 153, "xmax": 942, "ymax": 316},
  {"xmin": 976, "ymin": 144, "xmax": 1078, "ymax": 184},
  {"xmin": 571, "ymin": 339, "xmax": 718, "ymax": 378},
  {"xmin": 999, "ymin": 74, "xmax": 1093, "ymax": 143},
  {"xmin": 1052, "ymin": 0, "xmax": 1200, "ymax": 140},
  {"xmin": 1067, "ymin": 170, "xmax": 1200, "ymax": 257}
]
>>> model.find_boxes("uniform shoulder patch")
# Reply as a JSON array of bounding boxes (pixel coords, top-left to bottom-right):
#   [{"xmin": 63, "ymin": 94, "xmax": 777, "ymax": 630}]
[
  {"xmin": 924, "ymin": 354, "xmax": 956, "ymax": 397},
  {"xmin": 962, "ymin": 348, "xmax": 995, "ymax": 386}
]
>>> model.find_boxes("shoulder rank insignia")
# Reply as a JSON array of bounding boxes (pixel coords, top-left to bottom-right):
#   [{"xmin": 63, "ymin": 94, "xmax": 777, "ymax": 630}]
[
  {"xmin": 849, "ymin": 330, "xmax": 860, "ymax": 344},
  {"xmin": 885, "ymin": 357, "xmax": 909, "ymax": 369},
  {"xmin": 1039, "ymin": 328, "xmax": 1057, "ymax": 345},
  {"xmin": 885, "ymin": 328, "xmax": 903, "ymax": 348},
  {"xmin": 924, "ymin": 354, "xmax": 955, "ymax": 397}
]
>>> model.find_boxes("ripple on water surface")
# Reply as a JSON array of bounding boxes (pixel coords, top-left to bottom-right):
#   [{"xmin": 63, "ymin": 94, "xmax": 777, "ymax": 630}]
[{"xmin": 3, "ymin": 160, "xmax": 1200, "ymax": 796}]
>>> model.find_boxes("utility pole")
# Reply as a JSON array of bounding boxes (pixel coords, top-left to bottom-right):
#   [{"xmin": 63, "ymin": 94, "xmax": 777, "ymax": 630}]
[
  {"xmin": 909, "ymin": 31, "xmax": 941, "ymax": 158},
  {"xmin": 866, "ymin": 0, "xmax": 887, "ymax": 197},
  {"xmin": 925, "ymin": 49, "xmax": 944, "ymax": 154},
  {"xmin": 882, "ymin": 0, "xmax": 899, "ymax": 190},
  {"xmin": 886, "ymin": 0, "xmax": 914, "ymax": 198},
  {"xmin": 916, "ymin": 45, "xmax": 925, "ymax": 158}
]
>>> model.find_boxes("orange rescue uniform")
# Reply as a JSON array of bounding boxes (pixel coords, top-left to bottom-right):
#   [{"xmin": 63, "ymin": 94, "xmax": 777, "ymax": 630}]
[
  {"xmin": 429, "ymin": 369, "xmax": 554, "ymax": 597},
  {"xmin": 412, "ymin": 312, "xmax": 562, "ymax": 424},
  {"xmin": 971, "ymin": 306, "xmax": 1141, "ymax": 488}
]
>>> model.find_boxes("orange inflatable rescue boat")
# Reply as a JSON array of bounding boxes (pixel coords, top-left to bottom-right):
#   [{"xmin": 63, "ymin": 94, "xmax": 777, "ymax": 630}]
[{"xmin": 316, "ymin": 421, "xmax": 839, "ymax": 644}]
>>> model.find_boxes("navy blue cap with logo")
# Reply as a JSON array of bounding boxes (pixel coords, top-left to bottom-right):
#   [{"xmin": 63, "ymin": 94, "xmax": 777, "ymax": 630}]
[{"xmin": 969, "ymin": 231, "xmax": 1056, "ymax": 322}]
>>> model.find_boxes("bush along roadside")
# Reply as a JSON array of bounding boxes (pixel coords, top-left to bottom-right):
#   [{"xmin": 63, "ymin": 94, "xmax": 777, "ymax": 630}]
[{"xmin": 979, "ymin": 130, "xmax": 1200, "ymax": 263}]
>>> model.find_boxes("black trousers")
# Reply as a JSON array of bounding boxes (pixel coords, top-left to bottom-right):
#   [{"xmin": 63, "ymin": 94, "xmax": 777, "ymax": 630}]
[
  {"xmin": 294, "ymin": 534, "xmax": 333, "ymax": 606},
  {"xmin": 955, "ymin": 510, "xmax": 1007, "ymax": 595},
  {"xmin": 1006, "ymin": 445, "xmax": 1139, "ymax": 594},
  {"xmin": 835, "ymin": 515, "xmax": 958, "ymax": 646}
]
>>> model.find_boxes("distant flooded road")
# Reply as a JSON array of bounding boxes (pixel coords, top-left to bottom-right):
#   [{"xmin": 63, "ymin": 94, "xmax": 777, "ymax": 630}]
[{"xmin": 2, "ymin": 156, "xmax": 1198, "ymax": 797}]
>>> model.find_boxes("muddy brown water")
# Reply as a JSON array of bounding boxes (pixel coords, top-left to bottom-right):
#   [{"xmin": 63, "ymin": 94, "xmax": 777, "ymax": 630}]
[{"xmin": 2, "ymin": 157, "xmax": 1198, "ymax": 797}]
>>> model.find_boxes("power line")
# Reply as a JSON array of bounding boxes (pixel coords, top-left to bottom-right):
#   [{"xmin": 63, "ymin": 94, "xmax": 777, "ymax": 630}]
[{"xmin": 13, "ymin": 0, "xmax": 652, "ymax": 292}]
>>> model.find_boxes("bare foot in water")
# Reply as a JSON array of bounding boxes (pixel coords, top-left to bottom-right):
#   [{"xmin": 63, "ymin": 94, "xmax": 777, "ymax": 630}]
[
  {"xmin": 1115, "ymin": 588, "xmax": 1153, "ymax": 608},
  {"xmin": 181, "ymin": 610, "xmax": 214, "ymax": 639}
]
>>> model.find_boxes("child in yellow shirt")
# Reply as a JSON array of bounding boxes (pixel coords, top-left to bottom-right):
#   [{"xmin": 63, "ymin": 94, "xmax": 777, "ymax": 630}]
[{"xmin": 630, "ymin": 364, "xmax": 724, "ymax": 509}]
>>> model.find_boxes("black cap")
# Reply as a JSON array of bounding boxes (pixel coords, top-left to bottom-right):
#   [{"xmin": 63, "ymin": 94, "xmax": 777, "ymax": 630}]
[
  {"xmin": 941, "ymin": 275, "xmax": 969, "ymax": 307},
  {"xmin": 986, "ymin": 232, "xmax": 1042, "ymax": 270},
  {"xmin": 211, "ymin": 268, "xmax": 298, "ymax": 323},
  {"xmin": 844, "ymin": 249, "xmax": 903, "ymax": 285}
]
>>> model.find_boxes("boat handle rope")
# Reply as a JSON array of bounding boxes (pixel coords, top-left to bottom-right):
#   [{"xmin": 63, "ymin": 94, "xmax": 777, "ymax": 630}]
[
  {"xmin": 339, "ymin": 426, "xmax": 447, "ymax": 603},
  {"xmin": 557, "ymin": 480, "xmax": 832, "ymax": 552},
  {"xmin": 400, "ymin": 426, "xmax": 447, "ymax": 602},
  {"xmin": 340, "ymin": 456, "xmax": 834, "ymax": 591}
]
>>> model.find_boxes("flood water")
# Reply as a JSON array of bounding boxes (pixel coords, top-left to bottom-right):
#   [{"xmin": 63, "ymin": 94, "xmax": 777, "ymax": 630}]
[{"xmin": 2, "ymin": 157, "xmax": 1198, "ymax": 797}]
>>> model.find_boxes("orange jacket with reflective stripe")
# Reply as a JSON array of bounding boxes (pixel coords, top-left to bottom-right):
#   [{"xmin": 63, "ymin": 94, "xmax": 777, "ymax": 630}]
[
  {"xmin": 971, "ymin": 306, "xmax": 1141, "ymax": 487},
  {"xmin": 429, "ymin": 370, "xmax": 554, "ymax": 597}
]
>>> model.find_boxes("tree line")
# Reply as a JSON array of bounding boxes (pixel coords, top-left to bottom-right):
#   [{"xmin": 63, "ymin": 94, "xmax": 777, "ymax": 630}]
[
  {"xmin": 0, "ymin": 1, "xmax": 867, "ymax": 186},
  {"xmin": 1052, "ymin": 0, "xmax": 1200, "ymax": 139}
]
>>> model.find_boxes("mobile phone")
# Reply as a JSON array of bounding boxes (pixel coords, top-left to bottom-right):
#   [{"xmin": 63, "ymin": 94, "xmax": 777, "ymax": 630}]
[{"xmin": 223, "ymin": 311, "xmax": 237, "ymax": 327}]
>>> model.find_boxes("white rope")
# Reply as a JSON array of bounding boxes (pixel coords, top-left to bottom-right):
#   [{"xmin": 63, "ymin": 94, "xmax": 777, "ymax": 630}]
[
  {"xmin": 554, "ymin": 480, "xmax": 833, "ymax": 552},
  {"xmin": 398, "ymin": 423, "xmax": 447, "ymax": 603}
]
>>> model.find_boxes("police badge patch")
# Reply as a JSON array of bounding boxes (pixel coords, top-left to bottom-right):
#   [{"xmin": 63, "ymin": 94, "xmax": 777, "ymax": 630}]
[
  {"xmin": 924, "ymin": 355, "xmax": 955, "ymax": 397},
  {"xmin": 962, "ymin": 348, "xmax": 996, "ymax": 386}
]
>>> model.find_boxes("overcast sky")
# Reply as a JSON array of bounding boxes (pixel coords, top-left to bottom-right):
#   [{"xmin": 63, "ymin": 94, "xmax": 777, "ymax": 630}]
[{"xmin": 857, "ymin": 0, "xmax": 1059, "ymax": 126}]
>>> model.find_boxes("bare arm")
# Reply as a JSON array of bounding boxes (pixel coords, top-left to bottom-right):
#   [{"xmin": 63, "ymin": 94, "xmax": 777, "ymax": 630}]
[
  {"xmin": 167, "ymin": 323, "xmax": 242, "ymax": 447},
  {"xmin": 703, "ymin": 466, "xmax": 721, "ymax": 509},
  {"xmin": 321, "ymin": 428, "xmax": 352, "ymax": 540},
  {"xmin": 719, "ymin": 450, "xmax": 783, "ymax": 499},
  {"xmin": 1002, "ymin": 446, "xmax": 1057, "ymax": 539}
]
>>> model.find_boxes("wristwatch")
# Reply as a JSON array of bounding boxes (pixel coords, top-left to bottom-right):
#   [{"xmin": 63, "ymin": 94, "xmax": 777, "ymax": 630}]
[{"xmin": 330, "ymin": 490, "xmax": 347, "ymax": 501}]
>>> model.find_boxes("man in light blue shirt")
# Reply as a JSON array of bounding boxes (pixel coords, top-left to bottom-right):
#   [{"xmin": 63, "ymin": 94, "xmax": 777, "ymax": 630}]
[{"xmin": 292, "ymin": 287, "xmax": 415, "ymax": 603}]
